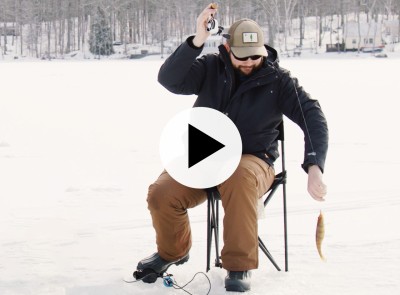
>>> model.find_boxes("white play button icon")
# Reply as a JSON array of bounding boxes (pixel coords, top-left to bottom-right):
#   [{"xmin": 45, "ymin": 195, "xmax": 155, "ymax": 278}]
[{"xmin": 159, "ymin": 107, "xmax": 242, "ymax": 189}]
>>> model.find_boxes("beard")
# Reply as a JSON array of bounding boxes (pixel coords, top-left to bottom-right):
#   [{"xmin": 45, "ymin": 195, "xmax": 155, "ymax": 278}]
[{"xmin": 233, "ymin": 61, "xmax": 263, "ymax": 76}]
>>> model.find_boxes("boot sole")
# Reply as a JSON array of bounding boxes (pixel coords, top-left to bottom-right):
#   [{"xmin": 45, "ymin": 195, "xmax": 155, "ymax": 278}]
[
  {"xmin": 225, "ymin": 284, "xmax": 249, "ymax": 292},
  {"xmin": 174, "ymin": 254, "xmax": 190, "ymax": 266},
  {"xmin": 158, "ymin": 254, "xmax": 190, "ymax": 273}
]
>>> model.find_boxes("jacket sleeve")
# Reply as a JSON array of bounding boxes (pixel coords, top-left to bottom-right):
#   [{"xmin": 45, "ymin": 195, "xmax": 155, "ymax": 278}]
[
  {"xmin": 158, "ymin": 36, "xmax": 207, "ymax": 95},
  {"xmin": 277, "ymin": 68, "xmax": 329, "ymax": 173}
]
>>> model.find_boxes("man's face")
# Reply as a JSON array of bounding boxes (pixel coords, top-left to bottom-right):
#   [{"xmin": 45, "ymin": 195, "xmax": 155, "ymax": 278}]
[{"xmin": 229, "ymin": 50, "xmax": 263, "ymax": 76}]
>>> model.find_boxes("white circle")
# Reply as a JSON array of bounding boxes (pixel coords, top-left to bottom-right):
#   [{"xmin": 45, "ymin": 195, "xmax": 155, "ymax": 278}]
[{"xmin": 159, "ymin": 107, "xmax": 242, "ymax": 189}]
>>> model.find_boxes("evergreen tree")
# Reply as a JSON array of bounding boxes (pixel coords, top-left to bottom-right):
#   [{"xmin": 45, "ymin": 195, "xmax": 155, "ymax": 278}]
[{"xmin": 89, "ymin": 7, "xmax": 114, "ymax": 56}]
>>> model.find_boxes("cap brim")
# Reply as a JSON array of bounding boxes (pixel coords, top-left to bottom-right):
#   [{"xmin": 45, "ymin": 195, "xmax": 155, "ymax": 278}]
[{"xmin": 230, "ymin": 46, "xmax": 268, "ymax": 58}]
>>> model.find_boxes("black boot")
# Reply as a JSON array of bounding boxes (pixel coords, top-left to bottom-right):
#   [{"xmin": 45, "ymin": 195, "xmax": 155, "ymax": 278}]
[
  {"xmin": 134, "ymin": 253, "xmax": 189, "ymax": 283},
  {"xmin": 225, "ymin": 270, "xmax": 252, "ymax": 292}
]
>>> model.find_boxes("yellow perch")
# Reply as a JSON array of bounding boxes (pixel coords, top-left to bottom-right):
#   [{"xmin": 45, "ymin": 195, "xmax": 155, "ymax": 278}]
[{"xmin": 316, "ymin": 210, "xmax": 326, "ymax": 261}]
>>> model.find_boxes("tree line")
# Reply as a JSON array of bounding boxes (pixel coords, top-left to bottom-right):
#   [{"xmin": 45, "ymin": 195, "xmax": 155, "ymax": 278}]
[{"xmin": 1, "ymin": 0, "xmax": 399, "ymax": 58}]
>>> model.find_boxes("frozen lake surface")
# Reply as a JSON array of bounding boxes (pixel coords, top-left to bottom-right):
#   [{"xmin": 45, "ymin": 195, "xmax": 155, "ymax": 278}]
[{"xmin": 1, "ymin": 57, "xmax": 399, "ymax": 294}]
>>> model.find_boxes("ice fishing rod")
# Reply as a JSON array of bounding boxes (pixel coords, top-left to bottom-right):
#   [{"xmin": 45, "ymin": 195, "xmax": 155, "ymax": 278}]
[{"xmin": 207, "ymin": 3, "xmax": 223, "ymax": 35}]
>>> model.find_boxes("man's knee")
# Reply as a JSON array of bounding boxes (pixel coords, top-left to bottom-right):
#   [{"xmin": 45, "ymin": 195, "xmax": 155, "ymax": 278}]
[
  {"xmin": 147, "ymin": 181, "xmax": 185, "ymax": 211},
  {"xmin": 147, "ymin": 182, "xmax": 165, "ymax": 211}
]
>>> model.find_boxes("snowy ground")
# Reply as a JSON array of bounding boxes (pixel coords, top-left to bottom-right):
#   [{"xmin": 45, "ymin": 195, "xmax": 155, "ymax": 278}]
[{"xmin": 1, "ymin": 57, "xmax": 399, "ymax": 295}]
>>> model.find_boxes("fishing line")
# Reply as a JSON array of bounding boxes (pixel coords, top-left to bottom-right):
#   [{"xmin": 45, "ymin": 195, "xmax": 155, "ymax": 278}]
[
  {"xmin": 123, "ymin": 271, "xmax": 157, "ymax": 284},
  {"xmin": 291, "ymin": 78, "xmax": 318, "ymax": 165},
  {"xmin": 265, "ymin": 61, "xmax": 319, "ymax": 167}
]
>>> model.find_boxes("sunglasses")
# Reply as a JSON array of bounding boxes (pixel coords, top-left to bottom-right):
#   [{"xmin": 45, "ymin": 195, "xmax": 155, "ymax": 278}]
[{"xmin": 231, "ymin": 51, "xmax": 262, "ymax": 61}]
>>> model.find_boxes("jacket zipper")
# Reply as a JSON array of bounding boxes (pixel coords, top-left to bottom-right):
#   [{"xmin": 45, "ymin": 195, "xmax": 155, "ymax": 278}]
[
  {"xmin": 220, "ymin": 50, "xmax": 276, "ymax": 116},
  {"xmin": 223, "ymin": 65, "xmax": 233, "ymax": 116},
  {"xmin": 225, "ymin": 71, "xmax": 276, "ymax": 113}
]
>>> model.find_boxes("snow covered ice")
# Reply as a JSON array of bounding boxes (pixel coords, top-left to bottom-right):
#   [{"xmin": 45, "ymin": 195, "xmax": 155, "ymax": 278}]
[{"xmin": 1, "ymin": 56, "xmax": 400, "ymax": 295}]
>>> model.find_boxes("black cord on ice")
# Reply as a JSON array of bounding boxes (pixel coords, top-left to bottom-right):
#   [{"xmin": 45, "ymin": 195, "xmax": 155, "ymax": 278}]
[
  {"xmin": 124, "ymin": 271, "xmax": 211, "ymax": 295},
  {"xmin": 168, "ymin": 272, "xmax": 211, "ymax": 295}
]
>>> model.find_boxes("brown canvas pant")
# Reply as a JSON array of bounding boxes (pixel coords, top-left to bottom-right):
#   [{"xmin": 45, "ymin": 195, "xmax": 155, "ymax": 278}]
[{"xmin": 147, "ymin": 154, "xmax": 275, "ymax": 271}]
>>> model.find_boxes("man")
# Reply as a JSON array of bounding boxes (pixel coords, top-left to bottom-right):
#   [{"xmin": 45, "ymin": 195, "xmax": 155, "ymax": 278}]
[{"xmin": 134, "ymin": 4, "xmax": 328, "ymax": 292}]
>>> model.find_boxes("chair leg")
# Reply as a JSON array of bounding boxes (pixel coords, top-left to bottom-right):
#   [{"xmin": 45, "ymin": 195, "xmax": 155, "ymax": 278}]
[
  {"xmin": 283, "ymin": 182, "xmax": 288, "ymax": 272},
  {"xmin": 206, "ymin": 190, "xmax": 222, "ymax": 272},
  {"xmin": 258, "ymin": 237, "xmax": 281, "ymax": 271},
  {"xmin": 206, "ymin": 196, "xmax": 212, "ymax": 272},
  {"xmin": 258, "ymin": 171, "xmax": 289, "ymax": 272},
  {"xmin": 212, "ymin": 196, "xmax": 222, "ymax": 268}
]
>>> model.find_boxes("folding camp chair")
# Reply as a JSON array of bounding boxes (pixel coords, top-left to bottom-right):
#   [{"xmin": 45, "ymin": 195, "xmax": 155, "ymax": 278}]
[{"xmin": 206, "ymin": 121, "xmax": 288, "ymax": 272}]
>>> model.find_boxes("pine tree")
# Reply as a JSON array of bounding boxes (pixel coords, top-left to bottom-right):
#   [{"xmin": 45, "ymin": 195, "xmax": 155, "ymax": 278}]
[{"xmin": 89, "ymin": 7, "xmax": 114, "ymax": 56}]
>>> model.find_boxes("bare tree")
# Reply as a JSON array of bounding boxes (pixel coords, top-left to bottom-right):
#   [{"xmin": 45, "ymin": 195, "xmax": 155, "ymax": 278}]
[
  {"xmin": 1, "ymin": 0, "xmax": 399, "ymax": 59},
  {"xmin": 256, "ymin": 0, "xmax": 281, "ymax": 48}
]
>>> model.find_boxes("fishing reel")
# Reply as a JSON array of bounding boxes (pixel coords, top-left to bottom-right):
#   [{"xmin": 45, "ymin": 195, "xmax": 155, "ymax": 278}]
[{"xmin": 207, "ymin": 17, "xmax": 223, "ymax": 35}]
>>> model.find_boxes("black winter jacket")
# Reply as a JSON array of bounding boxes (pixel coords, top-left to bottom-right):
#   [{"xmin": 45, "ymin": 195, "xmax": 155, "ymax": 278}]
[{"xmin": 158, "ymin": 36, "xmax": 328, "ymax": 173}]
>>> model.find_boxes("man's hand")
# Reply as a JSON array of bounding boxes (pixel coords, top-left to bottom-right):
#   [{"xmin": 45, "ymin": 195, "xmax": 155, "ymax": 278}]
[
  {"xmin": 192, "ymin": 4, "xmax": 218, "ymax": 48},
  {"xmin": 307, "ymin": 165, "xmax": 327, "ymax": 201}
]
